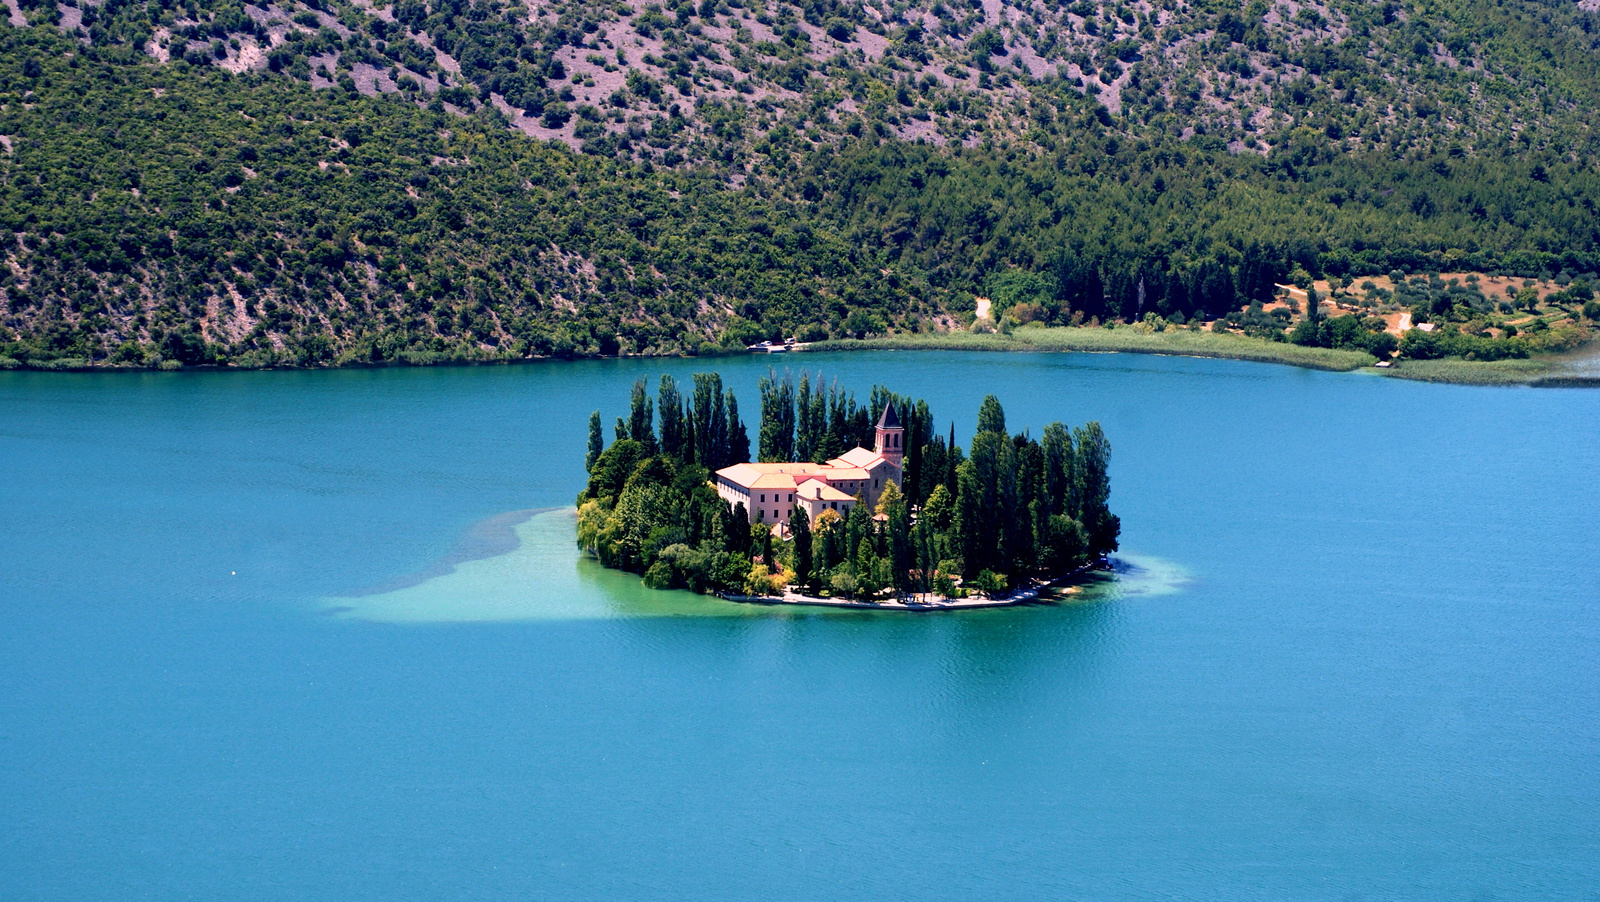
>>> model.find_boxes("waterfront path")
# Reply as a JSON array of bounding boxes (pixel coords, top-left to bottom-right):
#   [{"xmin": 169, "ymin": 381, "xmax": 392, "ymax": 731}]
[{"xmin": 719, "ymin": 564, "xmax": 1103, "ymax": 612}]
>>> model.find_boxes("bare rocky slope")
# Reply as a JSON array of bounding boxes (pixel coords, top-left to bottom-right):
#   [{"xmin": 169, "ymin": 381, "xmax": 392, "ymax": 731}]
[{"xmin": 0, "ymin": 0, "xmax": 1597, "ymax": 366}]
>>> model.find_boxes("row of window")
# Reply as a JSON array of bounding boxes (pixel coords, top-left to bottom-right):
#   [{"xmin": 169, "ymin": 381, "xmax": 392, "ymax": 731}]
[{"xmin": 754, "ymin": 500, "xmax": 851, "ymax": 522}]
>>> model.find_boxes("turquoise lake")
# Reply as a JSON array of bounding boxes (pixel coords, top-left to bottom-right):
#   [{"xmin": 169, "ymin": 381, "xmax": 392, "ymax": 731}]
[{"xmin": 3, "ymin": 351, "xmax": 1598, "ymax": 899}]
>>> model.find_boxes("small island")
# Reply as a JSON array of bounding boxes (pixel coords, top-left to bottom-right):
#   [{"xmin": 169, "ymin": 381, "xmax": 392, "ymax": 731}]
[{"xmin": 577, "ymin": 372, "xmax": 1119, "ymax": 609}]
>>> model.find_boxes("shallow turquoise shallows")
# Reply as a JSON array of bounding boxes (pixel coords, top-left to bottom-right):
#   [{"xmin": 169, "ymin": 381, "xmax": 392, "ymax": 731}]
[{"xmin": 2, "ymin": 352, "xmax": 1598, "ymax": 900}]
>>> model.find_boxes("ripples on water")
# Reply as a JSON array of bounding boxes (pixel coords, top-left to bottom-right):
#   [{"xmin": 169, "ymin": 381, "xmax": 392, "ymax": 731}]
[{"xmin": 3, "ymin": 352, "xmax": 1598, "ymax": 901}]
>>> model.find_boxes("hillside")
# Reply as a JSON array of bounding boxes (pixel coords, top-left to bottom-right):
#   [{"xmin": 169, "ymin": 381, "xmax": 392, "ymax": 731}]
[{"xmin": 0, "ymin": 0, "xmax": 1598, "ymax": 367}]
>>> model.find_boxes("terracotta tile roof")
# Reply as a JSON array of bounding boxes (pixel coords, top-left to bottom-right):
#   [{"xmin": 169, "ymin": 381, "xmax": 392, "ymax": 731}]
[
  {"xmin": 717, "ymin": 450, "xmax": 889, "ymax": 493},
  {"xmin": 832, "ymin": 447, "xmax": 887, "ymax": 468},
  {"xmin": 796, "ymin": 478, "xmax": 855, "ymax": 501},
  {"xmin": 717, "ymin": 462, "xmax": 817, "ymax": 487}
]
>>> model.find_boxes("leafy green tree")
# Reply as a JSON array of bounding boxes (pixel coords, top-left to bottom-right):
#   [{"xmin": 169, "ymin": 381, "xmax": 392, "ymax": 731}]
[
  {"xmin": 876, "ymin": 480, "xmax": 912, "ymax": 590},
  {"xmin": 829, "ymin": 569, "xmax": 859, "ymax": 600},
  {"xmin": 968, "ymin": 569, "xmax": 1007, "ymax": 597}
]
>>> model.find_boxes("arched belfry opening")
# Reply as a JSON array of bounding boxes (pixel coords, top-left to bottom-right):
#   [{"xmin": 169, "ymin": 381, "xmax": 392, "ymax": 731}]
[{"xmin": 874, "ymin": 404, "xmax": 904, "ymax": 469}]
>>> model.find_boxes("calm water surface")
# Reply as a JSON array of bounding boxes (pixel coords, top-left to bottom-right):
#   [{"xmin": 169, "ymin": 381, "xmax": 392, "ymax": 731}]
[{"xmin": 2, "ymin": 352, "xmax": 1597, "ymax": 900}]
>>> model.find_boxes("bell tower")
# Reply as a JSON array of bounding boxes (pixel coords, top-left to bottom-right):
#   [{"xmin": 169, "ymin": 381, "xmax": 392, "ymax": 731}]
[{"xmin": 874, "ymin": 404, "xmax": 904, "ymax": 469}]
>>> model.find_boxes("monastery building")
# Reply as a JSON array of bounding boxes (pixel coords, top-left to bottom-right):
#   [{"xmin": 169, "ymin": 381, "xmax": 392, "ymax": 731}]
[{"xmin": 714, "ymin": 406, "xmax": 905, "ymax": 529}]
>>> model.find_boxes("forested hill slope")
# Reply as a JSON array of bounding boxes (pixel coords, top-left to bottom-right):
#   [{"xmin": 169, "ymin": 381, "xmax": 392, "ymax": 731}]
[{"xmin": 0, "ymin": 0, "xmax": 1598, "ymax": 367}]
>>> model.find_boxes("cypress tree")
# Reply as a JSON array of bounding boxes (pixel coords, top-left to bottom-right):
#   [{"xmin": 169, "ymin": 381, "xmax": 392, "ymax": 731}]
[
  {"xmin": 657, "ymin": 375, "xmax": 687, "ymax": 462},
  {"xmin": 1074, "ymin": 421, "xmax": 1120, "ymax": 557},
  {"xmin": 628, "ymin": 378, "xmax": 656, "ymax": 454},
  {"xmin": 757, "ymin": 373, "xmax": 795, "ymax": 462},
  {"xmin": 1041, "ymin": 423, "xmax": 1075, "ymax": 516},
  {"xmin": 724, "ymin": 388, "xmax": 750, "ymax": 467},
  {"xmin": 844, "ymin": 492, "xmax": 871, "ymax": 563},
  {"xmin": 585, "ymin": 410, "xmax": 603, "ymax": 474},
  {"xmin": 954, "ymin": 457, "xmax": 985, "ymax": 575},
  {"xmin": 796, "ymin": 373, "xmax": 814, "ymax": 463},
  {"xmin": 977, "ymin": 394, "xmax": 1007, "ymax": 435},
  {"xmin": 727, "ymin": 503, "xmax": 752, "ymax": 555},
  {"xmin": 691, "ymin": 373, "xmax": 725, "ymax": 469},
  {"xmin": 876, "ymin": 480, "xmax": 912, "ymax": 591},
  {"xmin": 788, "ymin": 505, "xmax": 812, "ymax": 590}
]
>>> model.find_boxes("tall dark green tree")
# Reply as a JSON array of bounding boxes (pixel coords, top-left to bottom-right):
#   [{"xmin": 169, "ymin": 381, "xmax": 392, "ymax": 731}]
[
  {"xmin": 1041, "ymin": 423, "xmax": 1075, "ymax": 517},
  {"xmin": 657, "ymin": 375, "xmax": 689, "ymax": 463},
  {"xmin": 628, "ymin": 378, "xmax": 656, "ymax": 455},
  {"xmin": 795, "ymin": 373, "xmax": 817, "ymax": 463},
  {"xmin": 788, "ymin": 505, "xmax": 813, "ymax": 590},
  {"xmin": 977, "ymin": 395, "xmax": 1007, "ymax": 436},
  {"xmin": 757, "ymin": 373, "xmax": 796, "ymax": 463},
  {"xmin": 1074, "ymin": 421, "xmax": 1120, "ymax": 557},
  {"xmin": 691, "ymin": 373, "xmax": 727, "ymax": 470},
  {"xmin": 723, "ymin": 388, "xmax": 750, "ymax": 468},
  {"xmin": 877, "ymin": 480, "xmax": 912, "ymax": 592},
  {"xmin": 586, "ymin": 410, "xmax": 604, "ymax": 474}
]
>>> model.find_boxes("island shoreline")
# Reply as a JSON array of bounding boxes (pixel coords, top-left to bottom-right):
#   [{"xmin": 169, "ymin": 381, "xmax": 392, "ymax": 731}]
[{"xmin": 714, "ymin": 560, "xmax": 1110, "ymax": 613}]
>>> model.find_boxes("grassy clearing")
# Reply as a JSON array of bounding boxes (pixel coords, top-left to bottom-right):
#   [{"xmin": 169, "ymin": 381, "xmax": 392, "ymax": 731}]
[
  {"xmin": 1379, "ymin": 357, "xmax": 1555, "ymax": 385},
  {"xmin": 804, "ymin": 326, "xmax": 1377, "ymax": 372}
]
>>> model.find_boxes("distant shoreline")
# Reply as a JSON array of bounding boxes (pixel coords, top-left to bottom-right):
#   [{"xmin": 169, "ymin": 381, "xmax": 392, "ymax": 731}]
[
  {"xmin": 801, "ymin": 327, "xmax": 1600, "ymax": 387},
  {"xmin": 5, "ymin": 326, "xmax": 1595, "ymax": 387}
]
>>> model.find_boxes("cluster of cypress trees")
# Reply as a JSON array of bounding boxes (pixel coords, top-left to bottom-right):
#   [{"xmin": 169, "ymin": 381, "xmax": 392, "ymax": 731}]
[
  {"xmin": 596, "ymin": 374, "xmax": 752, "ymax": 473},
  {"xmin": 775, "ymin": 390, "xmax": 1120, "ymax": 599},
  {"xmin": 577, "ymin": 374, "xmax": 757, "ymax": 593},
  {"xmin": 578, "ymin": 373, "xmax": 1119, "ymax": 601}
]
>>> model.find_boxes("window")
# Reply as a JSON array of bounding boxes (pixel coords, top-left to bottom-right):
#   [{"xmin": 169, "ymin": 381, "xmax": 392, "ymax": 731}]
[
  {"xmin": 759, "ymin": 493, "xmax": 765, "ymax": 502},
  {"xmin": 789, "ymin": 493, "xmax": 794, "ymax": 502}
]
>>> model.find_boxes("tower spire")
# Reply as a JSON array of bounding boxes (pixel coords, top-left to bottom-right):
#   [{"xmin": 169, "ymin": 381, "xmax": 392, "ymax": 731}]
[{"xmin": 874, "ymin": 403, "xmax": 904, "ymax": 469}]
